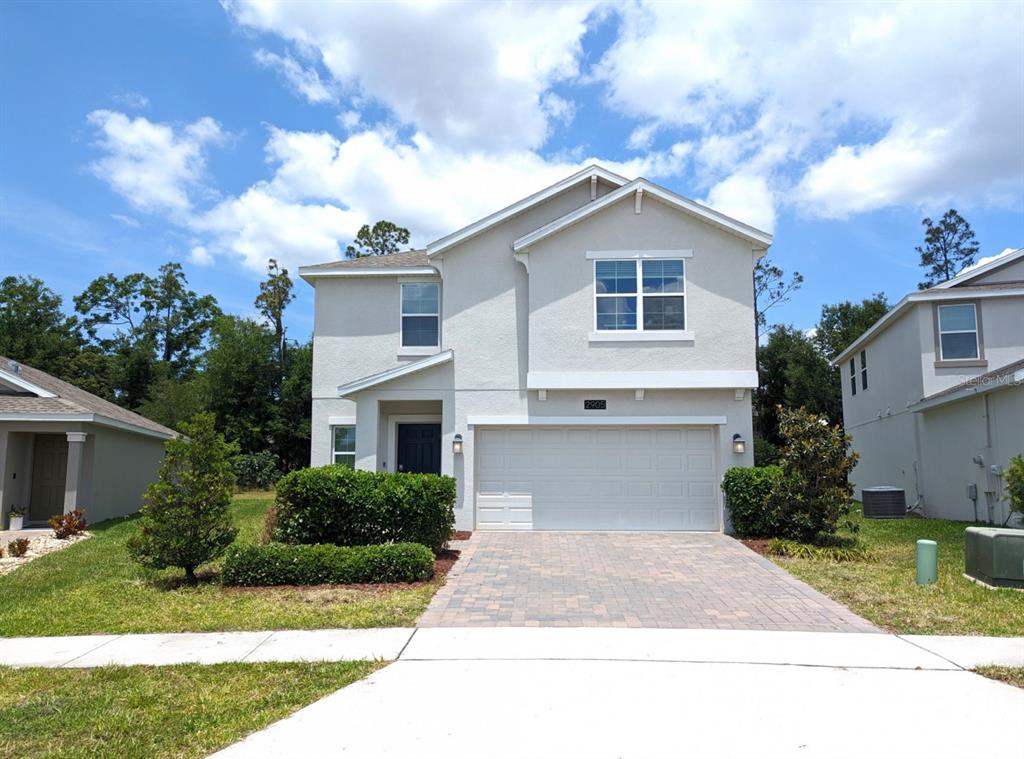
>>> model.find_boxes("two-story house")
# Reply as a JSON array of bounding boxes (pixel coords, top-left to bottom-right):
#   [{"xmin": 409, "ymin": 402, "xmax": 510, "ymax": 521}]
[
  {"xmin": 835, "ymin": 247, "xmax": 1024, "ymax": 525},
  {"xmin": 300, "ymin": 166, "xmax": 771, "ymax": 532}
]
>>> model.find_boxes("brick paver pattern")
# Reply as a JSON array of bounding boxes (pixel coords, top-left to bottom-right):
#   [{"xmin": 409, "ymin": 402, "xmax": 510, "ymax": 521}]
[{"xmin": 419, "ymin": 532, "xmax": 877, "ymax": 632}]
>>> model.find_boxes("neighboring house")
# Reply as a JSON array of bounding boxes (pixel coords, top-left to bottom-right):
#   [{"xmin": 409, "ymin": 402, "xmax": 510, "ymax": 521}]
[
  {"xmin": 0, "ymin": 357, "xmax": 174, "ymax": 527},
  {"xmin": 835, "ymin": 248, "xmax": 1024, "ymax": 524},
  {"xmin": 300, "ymin": 165, "xmax": 771, "ymax": 532}
]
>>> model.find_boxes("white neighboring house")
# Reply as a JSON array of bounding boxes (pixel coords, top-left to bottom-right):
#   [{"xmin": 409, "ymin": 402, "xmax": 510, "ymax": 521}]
[
  {"xmin": 835, "ymin": 248, "xmax": 1024, "ymax": 525},
  {"xmin": 301, "ymin": 165, "xmax": 771, "ymax": 532},
  {"xmin": 0, "ymin": 357, "xmax": 174, "ymax": 527}
]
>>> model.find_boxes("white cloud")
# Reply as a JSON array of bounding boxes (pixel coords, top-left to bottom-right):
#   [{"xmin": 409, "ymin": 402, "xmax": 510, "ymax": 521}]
[
  {"xmin": 253, "ymin": 49, "xmax": 335, "ymax": 104},
  {"xmin": 188, "ymin": 244, "xmax": 213, "ymax": 266},
  {"xmin": 703, "ymin": 173, "xmax": 776, "ymax": 233},
  {"xmin": 87, "ymin": 110, "xmax": 225, "ymax": 216},
  {"xmin": 224, "ymin": 0, "xmax": 599, "ymax": 150},
  {"xmin": 594, "ymin": 1, "xmax": 1024, "ymax": 220},
  {"xmin": 113, "ymin": 92, "xmax": 150, "ymax": 110},
  {"xmin": 110, "ymin": 213, "xmax": 140, "ymax": 228}
]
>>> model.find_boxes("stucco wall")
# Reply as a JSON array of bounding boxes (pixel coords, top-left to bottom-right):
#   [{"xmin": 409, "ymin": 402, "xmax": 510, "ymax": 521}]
[
  {"xmin": 527, "ymin": 195, "xmax": 757, "ymax": 374},
  {"xmin": 966, "ymin": 257, "xmax": 1024, "ymax": 285},
  {"xmin": 87, "ymin": 424, "xmax": 166, "ymax": 523},
  {"xmin": 0, "ymin": 430, "xmax": 34, "ymax": 523}
]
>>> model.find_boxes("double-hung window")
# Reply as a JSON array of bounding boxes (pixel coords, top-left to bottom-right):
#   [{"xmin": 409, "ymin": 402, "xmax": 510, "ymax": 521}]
[
  {"xmin": 401, "ymin": 282, "xmax": 439, "ymax": 349},
  {"xmin": 332, "ymin": 426, "xmax": 355, "ymax": 468},
  {"xmin": 860, "ymin": 350, "xmax": 868, "ymax": 391},
  {"xmin": 594, "ymin": 259, "xmax": 685, "ymax": 332},
  {"xmin": 937, "ymin": 303, "xmax": 980, "ymax": 360},
  {"xmin": 849, "ymin": 358, "xmax": 857, "ymax": 396}
]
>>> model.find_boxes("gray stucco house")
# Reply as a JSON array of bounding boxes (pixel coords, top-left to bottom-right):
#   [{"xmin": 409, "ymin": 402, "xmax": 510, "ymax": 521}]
[
  {"xmin": 300, "ymin": 165, "xmax": 772, "ymax": 532},
  {"xmin": 835, "ymin": 248, "xmax": 1024, "ymax": 524},
  {"xmin": 0, "ymin": 357, "xmax": 174, "ymax": 527}
]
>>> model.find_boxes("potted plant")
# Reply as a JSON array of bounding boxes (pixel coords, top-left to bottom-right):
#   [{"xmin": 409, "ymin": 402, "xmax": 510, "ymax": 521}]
[{"xmin": 8, "ymin": 506, "xmax": 25, "ymax": 531}]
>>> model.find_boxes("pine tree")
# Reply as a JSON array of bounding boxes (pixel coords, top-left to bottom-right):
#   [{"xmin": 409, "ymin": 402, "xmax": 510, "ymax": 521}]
[{"xmin": 916, "ymin": 210, "xmax": 980, "ymax": 289}]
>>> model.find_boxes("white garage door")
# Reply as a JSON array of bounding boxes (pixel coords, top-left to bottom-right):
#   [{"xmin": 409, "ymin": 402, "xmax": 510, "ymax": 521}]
[{"xmin": 475, "ymin": 426, "xmax": 719, "ymax": 531}]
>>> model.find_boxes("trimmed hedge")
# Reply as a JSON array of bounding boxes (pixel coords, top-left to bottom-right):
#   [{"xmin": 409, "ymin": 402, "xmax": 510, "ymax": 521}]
[
  {"xmin": 272, "ymin": 465, "xmax": 456, "ymax": 554},
  {"xmin": 722, "ymin": 465, "xmax": 785, "ymax": 537},
  {"xmin": 221, "ymin": 542, "xmax": 435, "ymax": 586}
]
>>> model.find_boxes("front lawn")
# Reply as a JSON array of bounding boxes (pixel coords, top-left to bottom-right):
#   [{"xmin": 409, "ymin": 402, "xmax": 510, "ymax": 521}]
[
  {"xmin": 0, "ymin": 660, "xmax": 378, "ymax": 758},
  {"xmin": 0, "ymin": 494, "xmax": 443, "ymax": 637},
  {"xmin": 769, "ymin": 510, "xmax": 1024, "ymax": 636}
]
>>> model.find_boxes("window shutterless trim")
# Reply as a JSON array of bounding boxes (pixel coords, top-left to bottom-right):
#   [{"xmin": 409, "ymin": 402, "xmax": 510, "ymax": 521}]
[
  {"xmin": 331, "ymin": 424, "xmax": 356, "ymax": 467},
  {"xmin": 400, "ymin": 281, "xmax": 440, "ymax": 349},
  {"xmin": 849, "ymin": 358, "xmax": 856, "ymax": 396},
  {"xmin": 860, "ymin": 350, "xmax": 868, "ymax": 391},
  {"xmin": 592, "ymin": 258, "xmax": 687, "ymax": 334},
  {"xmin": 932, "ymin": 300, "xmax": 985, "ymax": 364}
]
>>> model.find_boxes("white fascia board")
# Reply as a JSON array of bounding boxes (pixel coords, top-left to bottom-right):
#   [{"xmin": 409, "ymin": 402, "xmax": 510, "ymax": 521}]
[
  {"xmin": 526, "ymin": 370, "xmax": 758, "ymax": 390},
  {"xmin": 513, "ymin": 179, "xmax": 773, "ymax": 252},
  {"xmin": 337, "ymin": 350, "xmax": 454, "ymax": 397},
  {"xmin": 0, "ymin": 412, "xmax": 174, "ymax": 440},
  {"xmin": 467, "ymin": 415, "xmax": 728, "ymax": 427},
  {"xmin": 833, "ymin": 286, "xmax": 1024, "ymax": 365},
  {"xmin": 0, "ymin": 369, "xmax": 57, "ymax": 397},
  {"xmin": 425, "ymin": 165, "xmax": 629, "ymax": 257},
  {"xmin": 914, "ymin": 372, "xmax": 1024, "ymax": 412},
  {"xmin": 299, "ymin": 267, "xmax": 437, "ymax": 283},
  {"xmin": 932, "ymin": 247, "xmax": 1024, "ymax": 289}
]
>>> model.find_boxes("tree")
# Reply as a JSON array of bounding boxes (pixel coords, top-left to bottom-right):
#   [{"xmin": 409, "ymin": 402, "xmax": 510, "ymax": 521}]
[
  {"xmin": 0, "ymin": 275, "xmax": 85, "ymax": 374},
  {"xmin": 268, "ymin": 341, "xmax": 312, "ymax": 471},
  {"xmin": 916, "ymin": 209, "xmax": 980, "ymax": 289},
  {"xmin": 255, "ymin": 258, "xmax": 294, "ymax": 373},
  {"xmin": 754, "ymin": 256, "xmax": 803, "ymax": 346},
  {"xmin": 345, "ymin": 220, "xmax": 410, "ymax": 258},
  {"xmin": 1004, "ymin": 454, "xmax": 1024, "ymax": 526},
  {"xmin": 756, "ymin": 326, "xmax": 840, "ymax": 444},
  {"xmin": 137, "ymin": 374, "xmax": 210, "ymax": 431},
  {"xmin": 126, "ymin": 413, "xmax": 238, "ymax": 584},
  {"xmin": 815, "ymin": 294, "xmax": 890, "ymax": 362}
]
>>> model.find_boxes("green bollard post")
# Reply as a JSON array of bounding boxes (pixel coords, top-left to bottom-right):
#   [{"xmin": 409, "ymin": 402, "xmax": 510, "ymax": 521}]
[{"xmin": 916, "ymin": 539, "xmax": 938, "ymax": 585}]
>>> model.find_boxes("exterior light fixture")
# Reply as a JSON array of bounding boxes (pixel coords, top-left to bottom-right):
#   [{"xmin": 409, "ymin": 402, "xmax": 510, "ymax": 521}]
[
  {"xmin": 452, "ymin": 434, "xmax": 463, "ymax": 455},
  {"xmin": 732, "ymin": 434, "xmax": 746, "ymax": 455}
]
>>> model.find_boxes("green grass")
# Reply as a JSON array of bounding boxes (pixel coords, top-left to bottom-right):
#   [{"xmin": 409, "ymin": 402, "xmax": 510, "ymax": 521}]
[
  {"xmin": 974, "ymin": 666, "xmax": 1024, "ymax": 689},
  {"xmin": 0, "ymin": 494, "xmax": 441, "ymax": 637},
  {"xmin": 769, "ymin": 510, "xmax": 1024, "ymax": 636},
  {"xmin": 0, "ymin": 660, "xmax": 379, "ymax": 758}
]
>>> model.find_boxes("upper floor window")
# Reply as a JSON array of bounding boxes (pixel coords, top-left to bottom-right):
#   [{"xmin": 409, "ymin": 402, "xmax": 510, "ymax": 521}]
[
  {"xmin": 332, "ymin": 425, "xmax": 355, "ymax": 468},
  {"xmin": 849, "ymin": 358, "xmax": 856, "ymax": 396},
  {"xmin": 401, "ymin": 282, "xmax": 439, "ymax": 348},
  {"xmin": 594, "ymin": 259, "xmax": 684, "ymax": 331},
  {"xmin": 860, "ymin": 350, "xmax": 868, "ymax": 391},
  {"xmin": 937, "ymin": 303, "xmax": 979, "ymax": 360}
]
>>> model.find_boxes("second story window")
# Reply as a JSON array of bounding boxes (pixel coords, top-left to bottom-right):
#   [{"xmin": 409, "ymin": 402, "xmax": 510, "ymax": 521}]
[
  {"xmin": 594, "ymin": 259, "xmax": 685, "ymax": 332},
  {"xmin": 937, "ymin": 303, "xmax": 979, "ymax": 360},
  {"xmin": 849, "ymin": 358, "xmax": 856, "ymax": 396},
  {"xmin": 860, "ymin": 350, "xmax": 868, "ymax": 391},
  {"xmin": 401, "ymin": 282, "xmax": 439, "ymax": 348}
]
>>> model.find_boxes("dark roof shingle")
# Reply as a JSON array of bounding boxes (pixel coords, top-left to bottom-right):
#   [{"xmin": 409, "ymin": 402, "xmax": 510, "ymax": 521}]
[{"xmin": 301, "ymin": 250, "xmax": 430, "ymax": 271}]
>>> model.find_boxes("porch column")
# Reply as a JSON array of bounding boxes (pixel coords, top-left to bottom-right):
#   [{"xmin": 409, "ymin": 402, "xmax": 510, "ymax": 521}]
[{"xmin": 63, "ymin": 432, "xmax": 88, "ymax": 513}]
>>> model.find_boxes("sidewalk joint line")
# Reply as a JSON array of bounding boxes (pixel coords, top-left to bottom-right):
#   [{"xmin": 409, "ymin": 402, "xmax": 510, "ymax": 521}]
[
  {"xmin": 60, "ymin": 634, "xmax": 124, "ymax": 668},
  {"xmin": 395, "ymin": 656, "xmax": 961, "ymax": 672},
  {"xmin": 396, "ymin": 628, "xmax": 418, "ymax": 660},
  {"xmin": 239, "ymin": 631, "xmax": 278, "ymax": 663},
  {"xmin": 894, "ymin": 635, "xmax": 966, "ymax": 671}
]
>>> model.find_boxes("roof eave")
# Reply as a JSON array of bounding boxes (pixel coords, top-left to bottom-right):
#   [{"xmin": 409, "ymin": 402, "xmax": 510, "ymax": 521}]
[
  {"xmin": 913, "ymin": 366, "xmax": 1024, "ymax": 412},
  {"xmin": 336, "ymin": 350, "xmax": 454, "ymax": 397},
  {"xmin": 932, "ymin": 247, "xmax": 1024, "ymax": 289},
  {"xmin": 299, "ymin": 266, "xmax": 439, "ymax": 284}
]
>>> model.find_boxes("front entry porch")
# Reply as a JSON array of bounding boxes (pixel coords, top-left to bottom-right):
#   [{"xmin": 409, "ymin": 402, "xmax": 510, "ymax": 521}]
[{"xmin": 1, "ymin": 429, "xmax": 91, "ymax": 529}]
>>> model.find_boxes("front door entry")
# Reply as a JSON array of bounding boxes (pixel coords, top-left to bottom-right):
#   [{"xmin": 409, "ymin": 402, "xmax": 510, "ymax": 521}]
[
  {"xmin": 29, "ymin": 434, "xmax": 68, "ymax": 522},
  {"xmin": 396, "ymin": 424, "xmax": 442, "ymax": 475}
]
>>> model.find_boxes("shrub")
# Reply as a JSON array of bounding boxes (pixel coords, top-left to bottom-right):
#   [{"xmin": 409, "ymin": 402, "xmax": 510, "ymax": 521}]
[
  {"xmin": 49, "ymin": 510, "xmax": 87, "ymax": 539},
  {"xmin": 233, "ymin": 451, "xmax": 282, "ymax": 491},
  {"xmin": 722, "ymin": 466, "xmax": 785, "ymax": 537},
  {"xmin": 771, "ymin": 406, "xmax": 859, "ymax": 545},
  {"xmin": 221, "ymin": 541, "xmax": 435, "ymax": 586},
  {"xmin": 127, "ymin": 414, "xmax": 239, "ymax": 585},
  {"xmin": 273, "ymin": 465, "xmax": 456, "ymax": 554},
  {"xmin": 753, "ymin": 438, "xmax": 780, "ymax": 467},
  {"xmin": 6, "ymin": 538, "xmax": 30, "ymax": 558},
  {"xmin": 1004, "ymin": 454, "xmax": 1024, "ymax": 523},
  {"xmin": 767, "ymin": 538, "xmax": 870, "ymax": 563}
]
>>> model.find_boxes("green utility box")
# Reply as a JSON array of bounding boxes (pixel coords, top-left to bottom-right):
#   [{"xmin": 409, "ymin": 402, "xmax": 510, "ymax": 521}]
[{"xmin": 964, "ymin": 527, "xmax": 1024, "ymax": 589}]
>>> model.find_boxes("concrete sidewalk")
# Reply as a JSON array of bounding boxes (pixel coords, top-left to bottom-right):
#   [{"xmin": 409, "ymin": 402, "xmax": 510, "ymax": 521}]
[{"xmin": 0, "ymin": 626, "xmax": 1020, "ymax": 669}]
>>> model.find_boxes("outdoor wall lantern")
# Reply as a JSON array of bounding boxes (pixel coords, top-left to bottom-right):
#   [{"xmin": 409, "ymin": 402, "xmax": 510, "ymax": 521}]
[
  {"xmin": 732, "ymin": 434, "xmax": 746, "ymax": 455},
  {"xmin": 452, "ymin": 434, "xmax": 464, "ymax": 455}
]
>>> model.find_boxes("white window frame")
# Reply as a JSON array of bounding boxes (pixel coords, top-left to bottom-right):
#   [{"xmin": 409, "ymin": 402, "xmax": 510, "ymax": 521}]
[
  {"xmin": 937, "ymin": 303, "xmax": 980, "ymax": 361},
  {"xmin": 590, "ymin": 256, "xmax": 691, "ymax": 341},
  {"xmin": 399, "ymin": 280, "xmax": 440, "ymax": 355},
  {"xmin": 860, "ymin": 350, "xmax": 868, "ymax": 391},
  {"xmin": 849, "ymin": 358, "xmax": 856, "ymax": 396},
  {"xmin": 331, "ymin": 425, "xmax": 356, "ymax": 467}
]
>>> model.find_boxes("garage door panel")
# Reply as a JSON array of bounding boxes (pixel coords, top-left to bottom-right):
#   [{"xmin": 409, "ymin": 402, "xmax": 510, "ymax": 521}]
[{"xmin": 475, "ymin": 425, "xmax": 720, "ymax": 531}]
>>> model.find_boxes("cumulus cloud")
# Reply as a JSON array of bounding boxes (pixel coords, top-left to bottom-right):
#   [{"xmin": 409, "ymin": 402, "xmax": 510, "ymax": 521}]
[
  {"xmin": 224, "ymin": 0, "xmax": 599, "ymax": 151},
  {"xmin": 87, "ymin": 110, "xmax": 225, "ymax": 216},
  {"xmin": 253, "ymin": 49, "xmax": 335, "ymax": 104},
  {"xmin": 188, "ymin": 244, "xmax": 213, "ymax": 266},
  {"xmin": 703, "ymin": 173, "xmax": 776, "ymax": 233}
]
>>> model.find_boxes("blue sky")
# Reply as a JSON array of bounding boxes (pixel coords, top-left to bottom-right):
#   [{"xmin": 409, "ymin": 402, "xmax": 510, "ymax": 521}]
[{"xmin": 2, "ymin": 1, "xmax": 1022, "ymax": 342}]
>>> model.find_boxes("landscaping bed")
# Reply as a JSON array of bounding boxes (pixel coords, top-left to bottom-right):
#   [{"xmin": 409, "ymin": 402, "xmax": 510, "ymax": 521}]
[
  {"xmin": 0, "ymin": 660, "xmax": 379, "ymax": 758},
  {"xmin": 0, "ymin": 532, "xmax": 91, "ymax": 576},
  {"xmin": 0, "ymin": 496, "xmax": 456, "ymax": 637}
]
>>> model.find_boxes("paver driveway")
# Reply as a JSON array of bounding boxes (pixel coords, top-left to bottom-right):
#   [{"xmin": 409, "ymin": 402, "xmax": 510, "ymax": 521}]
[{"xmin": 419, "ymin": 532, "xmax": 876, "ymax": 632}]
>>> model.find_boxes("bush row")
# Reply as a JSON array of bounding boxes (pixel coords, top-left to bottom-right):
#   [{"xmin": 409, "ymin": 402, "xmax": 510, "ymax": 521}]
[
  {"xmin": 272, "ymin": 465, "xmax": 456, "ymax": 554},
  {"xmin": 221, "ymin": 541, "xmax": 435, "ymax": 586}
]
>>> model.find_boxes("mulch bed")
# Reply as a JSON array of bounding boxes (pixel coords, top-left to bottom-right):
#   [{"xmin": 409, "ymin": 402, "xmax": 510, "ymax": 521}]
[
  {"xmin": 451, "ymin": 530, "xmax": 472, "ymax": 541},
  {"xmin": 740, "ymin": 538, "xmax": 772, "ymax": 557}
]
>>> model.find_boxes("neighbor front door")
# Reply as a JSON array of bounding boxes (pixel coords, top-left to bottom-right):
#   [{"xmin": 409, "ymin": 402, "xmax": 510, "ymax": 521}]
[
  {"xmin": 29, "ymin": 434, "xmax": 68, "ymax": 522},
  {"xmin": 396, "ymin": 424, "xmax": 442, "ymax": 474}
]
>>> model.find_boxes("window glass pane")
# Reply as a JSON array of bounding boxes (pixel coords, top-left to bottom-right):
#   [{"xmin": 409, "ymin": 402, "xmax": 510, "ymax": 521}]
[
  {"xmin": 401, "ymin": 315, "xmax": 438, "ymax": 346},
  {"xmin": 333, "ymin": 453, "xmax": 355, "ymax": 468},
  {"xmin": 333, "ymin": 425, "xmax": 355, "ymax": 452},
  {"xmin": 938, "ymin": 304, "xmax": 976, "ymax": 332},
  {"xmin": 401, "ymin": 283, "xmax": 438, "ymax": 315},
  {"xmin": 595, "ymin": 296, "xmax": 637, "ymax": 330},
  {"xmin": 642, "ymin": 296, "xmax": 685, "ymax": 330},
  {"xmin": 941, "ymin": 332, "xmax": 979, "ymax": 360},
  {"xmin": 595, "ymin": 261, "xmax": 636, "ymax": 294},
  {"xmin": 642, "ymin": 260, "xmax": 684, "ymax": 293}
]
